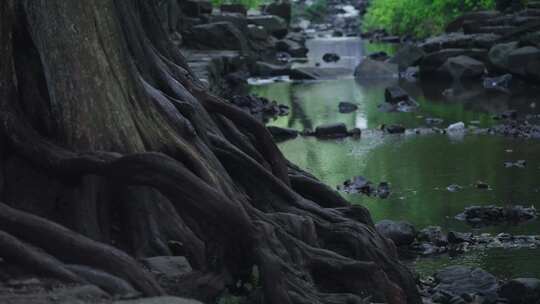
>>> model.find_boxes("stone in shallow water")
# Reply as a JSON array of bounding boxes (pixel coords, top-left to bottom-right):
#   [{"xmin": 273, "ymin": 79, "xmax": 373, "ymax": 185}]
[
  {"xmin": 314, "ymin": 123, "xmax": 348, "ymax": 138},
  {"xmin": 432, "ymin": 266, "xmax": 499, "ymax": 303},
  {"xmin": 455, "ymin": 205, "xmax": 537, "ymax": 227},
  {"xmin": 322, "ymin": 52, "xmax": 340, "ymax": 63},
  {"xmin": 499, "ymin": 278, "xmax": 540, "ymax": 304},
  {"xmin": 375, "ymin": 219, "xmax": 417, "ymax": 246},
  {"xmin": 267, "ymin": 126, "xmax": 298, "ymax": 141},
  {"xmin": 338, "ymin": 101, "xmax": 358, "ymax": 113}
]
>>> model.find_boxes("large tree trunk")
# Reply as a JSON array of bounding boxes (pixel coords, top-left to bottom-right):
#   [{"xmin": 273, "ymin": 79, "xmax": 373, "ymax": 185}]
[{"xmin": 0, "ymin": 0, "xmax": 421, "ymax": 303}]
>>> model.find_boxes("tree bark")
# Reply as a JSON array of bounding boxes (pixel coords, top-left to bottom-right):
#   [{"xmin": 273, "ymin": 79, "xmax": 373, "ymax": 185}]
[{"xmin": 0, "ymin": 0, "xmax": 421, "ymax": 303}]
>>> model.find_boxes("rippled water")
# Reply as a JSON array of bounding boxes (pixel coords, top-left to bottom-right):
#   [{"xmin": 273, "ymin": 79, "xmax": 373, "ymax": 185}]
[{"xmin": 250, "ymin": 37, "xmax": 540, "ymax": 278}]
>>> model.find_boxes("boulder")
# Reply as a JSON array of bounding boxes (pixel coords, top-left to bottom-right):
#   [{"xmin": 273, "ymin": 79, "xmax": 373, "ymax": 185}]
[
  {"xmin": 323, "ymin": 53, "xmax": 340, "ymax": 62},
  {"xmin": 220, "ymin": 4, "xmax": 247, "ymax": 15},
  {"xmin": 247, "ymin": 24, "xmax": 269, "ymax": 40},
  {"xmin": 314, "ymin": 123, "xmax": 348, "ymax": 138},
  {"xmin": 432, "ymin": 266, "xmax": 499, "ymax": 303},
  {"xmin": 419, "ymin": 48, "xmax": 488, "ymax": 77},
  {"xmin": 488, "ymin": 41, "xmax": 519, "ymax": 70},
  {"xmin": 354, "ymin": 58, "xmax": 398, "ymax": 79},
  {"xmin": 417, "ymin": 226, "xmax": 448, "ymax": 246},
  {"xmin": 440, "ymin": 55, "xmax": 486, "ymax": 80},
  {"xmin": 507, "ymin": 46, "xmax": 540, "ymax": 79},
  {"xmin": 385, "ymin": 86, "xmax": 409, "ymax": 104},
  {"xmin": 264, "ymin": 1, "xmax": 292, "ymax": 24},
  {"xmin": 375, "ymin": 220, "xmax": 416, "ymax": 246},
  {"xmin": 499, "ymin": 278, "xmax": 540, "ymax": 304},
  {"xmin": 369, "ymin": 51, "xmax": 390, "ymax": 61},
  {"xmin": 385, "ymin": 124, "xmax": 406, "ymax": 134},
  {"xmin": 455, "ymin": 205, "xmax": 537, "ymax": 227},
  {"xmin": 267, "ymin": 126, "xmax": 298, "ymax": 141},
  {"xmin": 420, "ymin": 33, "xmax": 500, "ymax": 53},
  {"xmin": 390, "ymin": 44, "xmax": 425, "ymax": 69},
  {"xmin": 208, "ymin": 13, "xmax": 248, "ymax": 31},
  {"xmin": 338, "ymin": 101, "xmax": 358, "ymax": 113},
  {"xmin": 184, "ymin": 22, "xmax": 249, "ymax": 53},
  {"xmin": 254, "ymin": 61, "xmax": 291, "ymax": 76},
  {"xmin": 275, "ymin": 39, "xmax": 308, "ymax": 57},
  {"xmin": 248, "ymin": 15, "xmax": 288, "ymax": 39}
]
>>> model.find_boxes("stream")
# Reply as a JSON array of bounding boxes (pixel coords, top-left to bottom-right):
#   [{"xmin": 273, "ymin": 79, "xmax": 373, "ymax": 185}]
[{"xmin": 250, "ymin": 37, "xmax": 540, "ymax": 279}]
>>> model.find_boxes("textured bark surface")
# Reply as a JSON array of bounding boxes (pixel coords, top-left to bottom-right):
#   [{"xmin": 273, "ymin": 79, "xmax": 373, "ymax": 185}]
[{"xmin": 0, "ymin": 1, "xmax": 421, "ymax": 303}]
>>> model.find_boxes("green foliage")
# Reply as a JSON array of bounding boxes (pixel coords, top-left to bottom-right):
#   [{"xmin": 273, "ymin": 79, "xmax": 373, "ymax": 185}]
[
  {"xmin": 211, "ymin": 0, "xmax": 263, "ymax": 9},
  {"xmin": 363, "ymin": 0, "xmax": 496, "ymax": 37},
  {"xmin": 304, "ymin": 0, "xmax": 328, "ymax": 22}
]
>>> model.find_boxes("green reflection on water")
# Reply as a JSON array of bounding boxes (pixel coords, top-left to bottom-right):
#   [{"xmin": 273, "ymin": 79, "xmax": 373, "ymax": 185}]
[{"xmin": 251, "ymin": 77, "xmax": 540, "ymax": 278}]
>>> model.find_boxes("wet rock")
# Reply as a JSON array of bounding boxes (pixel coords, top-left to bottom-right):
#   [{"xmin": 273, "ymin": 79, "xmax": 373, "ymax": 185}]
[
  {"xmin": 418, "ymin": 226, "xmax": 448, "ymax": 246},
  {"xmin": 247, "ymin": 15, "xmax": 288, "ymax": 39},
  {"xmin": 447, "ymin": 231, "xmax": 473, "ymax": 244},
  {"xmin": 419, "ymin": 48, "xmax": 488, "ymax": 77},
  {"xmin": 377, "ymin": 182, "xmax": 390, "ymax": 199},
  {"xmin": 267, "ymin": 126, "xmax": 298, "ymax": 141},
  {"xmin": 385, "ymin": 86, "xmax": 410, "ymax": 104},
  {"xmin": 483, "ymin": 74, "xmax": 512, "ymax": 93},
  {"xmin": 276, "ymin": 51, "xmax": 291, "ymax": 63},
  {"xmin": 315, "ymin": 122, "xmax": 348, "ymax": 138},
  {"xmin": 322, "ymin": 53, "xmax": 340, "ymax": 62},
  {"xmin": 420, "ymin": 33, "xmax": 500, "ymax": 53},
  {"xmin": 376, "ymin": 220, "xmax": 417, "ymax": 246},
  {"xmin": 432, "ymin": 266, "xmax": 499, "ymax": 303},
  {"xmin": 348, "ymin": 128, "xmax": 362, "ymax": 137},
  {"xmin": 220, "ymin": 4, "xmax": 247, "ymax": 15},
  {"xmin": 504, "ymin": 160, "xmax": 526, "ymax": 168},
  {"xmin": 489, "ymin": 41, "xmax": 519, "ymax": 70},
  {"xmin": 475, "ymin": 181, "xmax": 490, "ymax": 189},
  {"xmin": 338, "ymin": 101, "xmax": 358, "ymax": 113},
  {"xmin": 390, "ymin": 44, "xmax": 426, "ymax": 69},
  {"xmin": 426, "ymin": 118, "xmax": 444, "ymax": 125},
  {"xmin": 447, "ymin": 122, "xmax": 465, "ymax": 133},
  {"xmin": 185, "ymin": 22, "xmax": 249, "ymax": 53},
  {"xmin": 440, "ymin": 55, "xmax": 486, "ymax": 80},
  {"xmin": 208, "ymin": 13, "xmax": 248, "ymax": 31},
  {"xmin": 499, "ymin": 278, "xmax": 540, "ymax": 304},
  {"xmin": 254, "ymin": 61, "xmax": 291, "ymax": 77},
  {"xmin": 247, "ymin": 24, "xmax": 269, "ymax": 41},
  {"xmin": 368, "ymin": 51, "xmax": 390, "ymax": 61},
  {"xmin": 340, "ymin": 176, "xmax": 374, "ymax": 195},
  {"xmin": 141, "ymin": 256, "xmax": 192, "ymax": 278},
  {"xmin": 354, "ymin": 58, "xmax": 398, "ymax": 79},
  {"xmin": 289, "ymin": 67, "xmax": 352, "ymax": 80},
  {"xmin": 276, "ymin": 39, "xmax": 308, "ymax": 57},
  {"xmin": 384, "ymin": 124, "xmax": 406, "ymax": 134},
  {"xmin": 264, "ymin": 1, "xmax": 292, "ymax": 24},
  {"xmin": 230, "ymin": 95, "xmax": 288, "ymax": 122},
  {"xmin": 455, "ymin": 205, "xmax": 537, "ymax": 227},
  {"xmin": 447, "ymin": 184, "xmax": 462, "ymax": 192}
]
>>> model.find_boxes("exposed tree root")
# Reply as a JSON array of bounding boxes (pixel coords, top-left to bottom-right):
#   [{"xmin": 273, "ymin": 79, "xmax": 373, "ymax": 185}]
[{"xmin": 0, "ymin": 0, "xmax": 422, "ymax": 303}]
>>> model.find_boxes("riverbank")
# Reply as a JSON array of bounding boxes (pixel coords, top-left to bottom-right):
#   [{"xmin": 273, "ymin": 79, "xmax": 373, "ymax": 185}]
[{"xmin": 244, "ymin": 2, "xmax": 540, "ymax": 304}]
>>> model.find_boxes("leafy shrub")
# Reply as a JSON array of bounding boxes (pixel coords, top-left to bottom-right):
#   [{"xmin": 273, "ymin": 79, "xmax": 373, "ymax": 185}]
[{"xmin": 363, "ymin": 0, "xmax": 497, "ymax": 37}]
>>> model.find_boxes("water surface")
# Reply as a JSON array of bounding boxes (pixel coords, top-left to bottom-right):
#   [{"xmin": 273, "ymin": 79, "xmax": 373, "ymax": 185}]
[{"xmin": 250, "ymin": 37, "xmax": 540, "ymax": 278}]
